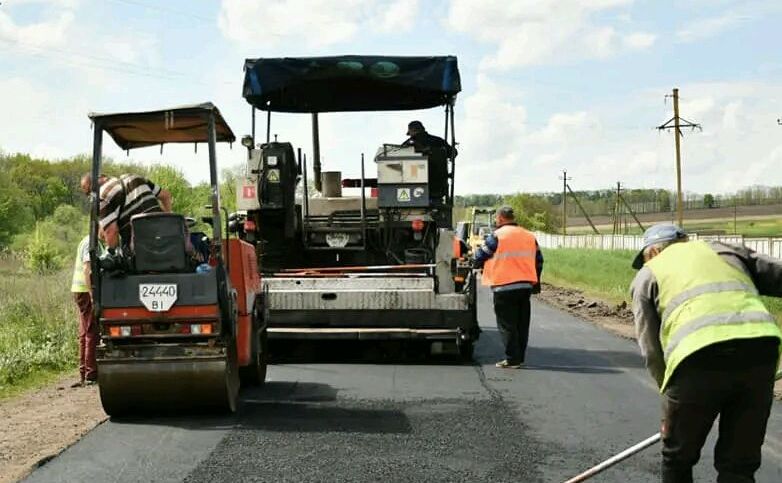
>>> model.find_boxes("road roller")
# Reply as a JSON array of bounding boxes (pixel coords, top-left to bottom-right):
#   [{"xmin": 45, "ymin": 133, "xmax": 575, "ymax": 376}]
[{"xmin": 86, "ymin": 103, "xmax": 267, "ymax": 416}]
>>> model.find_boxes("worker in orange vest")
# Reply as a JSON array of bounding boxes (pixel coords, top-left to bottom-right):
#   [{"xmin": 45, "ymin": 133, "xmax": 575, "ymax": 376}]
[{"xmin": 474, "ymin": 206, "xmax": 543, "ymax": 368}]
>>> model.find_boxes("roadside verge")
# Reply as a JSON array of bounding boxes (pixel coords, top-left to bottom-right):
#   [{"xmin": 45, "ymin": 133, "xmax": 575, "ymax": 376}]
[{"xmin": 0, "ymin": 373, "xmax": 106, "ymax": 483}]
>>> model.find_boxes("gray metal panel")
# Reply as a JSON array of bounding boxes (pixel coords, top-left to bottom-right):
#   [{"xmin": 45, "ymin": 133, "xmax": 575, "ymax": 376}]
[
  {"xmin": 267, "ymin": 291, "xmax": 469, "ymax": 311},
  {"xmin": 101, "ymin": 272, "xmax": 219, "ymax": 308},
  {"xmin": 266, "ymin": 277, "xmax": 434, "ymax": 291},
  {"xmin": 377, "ymin": 184, "xmax": 429, "ymax": 208},
  {"xmin": 264, "ymin": 276, "xmax": 469, "ymax": 310},
  {"xmin": 436, "ymin": 228, "xmax": 456, "ymax": 294}
]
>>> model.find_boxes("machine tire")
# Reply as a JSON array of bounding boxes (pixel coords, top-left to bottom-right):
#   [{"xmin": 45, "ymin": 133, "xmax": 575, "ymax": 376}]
[
  {"xmin": 457, "ymin": 337, "xmax": 474, "ymax": 361},
  {"xmin": 224, "ymin": 341, "xmax": 240, "ymax": 414},
  {"xmin": 240, "ymin": 306, "xmax": 268, "ymax": 386}
]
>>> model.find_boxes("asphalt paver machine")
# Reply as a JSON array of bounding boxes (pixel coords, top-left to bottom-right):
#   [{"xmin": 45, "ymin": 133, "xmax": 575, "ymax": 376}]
[
  {"xmin": 235, "ymin": 56, "xmax": 479, "ymax": 358},
  {"xmin": 88, "ymin": 103, "xmax": 267, "ymax": 415}
]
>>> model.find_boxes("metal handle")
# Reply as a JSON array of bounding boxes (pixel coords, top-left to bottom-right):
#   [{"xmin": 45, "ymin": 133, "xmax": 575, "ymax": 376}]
[
  {"xmin": 563, "ymin": 433, "xmax": 661, "ymax": 483},
  {"xmin": 563, "ymin": 371, "xmax": 782, "ymax": 482}
]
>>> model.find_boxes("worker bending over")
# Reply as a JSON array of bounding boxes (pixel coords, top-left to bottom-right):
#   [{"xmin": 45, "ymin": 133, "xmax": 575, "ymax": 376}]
[
  {"xmin": 81, "ymin": 173, "xmax": 172, "ymax": 250},
  {"xmin": 630, "ymin": 223, "xmax": 782, "ymax": 483},
  {"xmin": 474, "ymin": 206, "xmax": 543, "ymax": 368}
]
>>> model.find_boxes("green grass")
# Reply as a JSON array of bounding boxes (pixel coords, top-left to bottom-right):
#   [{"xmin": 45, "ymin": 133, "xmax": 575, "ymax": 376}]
[
  {"xmin": 0, "ymin": 254, "xmax": 78, "ymax": 399},
  {"xmin": 542, "ymin": 248, "xmax": 782, "ymax": 320},
  {"xmin": 569, "ymin": 217, "xmax": 782, "ymax": 237},
  {"xmin": 542, "ymin": 248, "xmax": 637, "ymax": 305},
  {"xmin": 685, "ymin": 218, "xmax": 782, "ymax": 237}
]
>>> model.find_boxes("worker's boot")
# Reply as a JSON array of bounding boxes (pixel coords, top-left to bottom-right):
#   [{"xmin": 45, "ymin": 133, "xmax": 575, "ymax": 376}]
[{"xmin": 495, "ymin": 359, "xmax": 522, "ymax": 369}]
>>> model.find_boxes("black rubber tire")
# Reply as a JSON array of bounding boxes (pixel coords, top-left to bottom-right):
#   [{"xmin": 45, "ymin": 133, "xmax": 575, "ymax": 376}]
[
  {"xmin": 240, "ymin": 310, "xmax": 268, "ymax": 387},
  {"xmin": 224, "ymin": 341, "xmax": 240, "ymax": 413},
  {"xmin": 257, "ymin": 329, "xmax": 268, "ymax": 385},
  {"xmin": 457, "ymin": 337, "xmax": 474, "ymax": 362}
]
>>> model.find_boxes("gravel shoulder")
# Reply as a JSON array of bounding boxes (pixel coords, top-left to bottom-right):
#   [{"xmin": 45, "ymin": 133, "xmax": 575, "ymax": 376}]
[
  {"xmin": 537, "ymin": 283, "xmax": 782, "ymax": 400},
  {"xmin": 0, "ymin": 373, "xmax": 106, "ymax": 483}
]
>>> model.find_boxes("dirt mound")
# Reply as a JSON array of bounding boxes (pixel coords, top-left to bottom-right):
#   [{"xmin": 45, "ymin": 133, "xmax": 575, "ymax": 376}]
[{"xmin": 536, "ymin": 284, "xmax": 635, "ymax": 339}]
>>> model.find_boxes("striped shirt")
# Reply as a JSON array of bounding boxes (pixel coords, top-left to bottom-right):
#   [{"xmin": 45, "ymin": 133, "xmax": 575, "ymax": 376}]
[{"xmin": 99, "ymin": 174, "xmax": 163, "ymax": 243}]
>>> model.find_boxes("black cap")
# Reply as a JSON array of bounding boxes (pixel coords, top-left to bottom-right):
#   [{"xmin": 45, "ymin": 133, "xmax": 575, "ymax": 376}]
[
  {"xmin": 407, "ymin": 120, "xmax": 425, "ymax": 136},
  {"xmin": 497, "ymin": 205, "xmax": 515, "ymax": 221}
]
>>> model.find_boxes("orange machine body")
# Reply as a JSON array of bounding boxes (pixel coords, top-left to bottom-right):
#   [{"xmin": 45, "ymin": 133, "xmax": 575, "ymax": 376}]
[{"xmin": 227, "ymin": 238, "xmax": 262, "ymax": 367}]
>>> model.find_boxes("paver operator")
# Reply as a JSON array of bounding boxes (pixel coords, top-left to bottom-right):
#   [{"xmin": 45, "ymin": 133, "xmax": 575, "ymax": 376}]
[
  {"xmin": 474, "ymin": 206, "xmax": 543, "ymax": 369},
  {"xmin": 401, "ymin": 120, "xmax": 456, "ymax": 204},
  {"xmin": 80, "ymin": 173, "xmax": 172, "ymax": 250},
  {"xmin": 630, "ymin": 223, "xmax": 782, "ymax": 483}
]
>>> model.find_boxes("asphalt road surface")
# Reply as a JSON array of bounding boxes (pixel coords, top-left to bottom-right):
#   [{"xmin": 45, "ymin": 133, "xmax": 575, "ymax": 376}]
[{"xmin": 25, "ymin": 288, "xmax": 782, "ymax": 482}]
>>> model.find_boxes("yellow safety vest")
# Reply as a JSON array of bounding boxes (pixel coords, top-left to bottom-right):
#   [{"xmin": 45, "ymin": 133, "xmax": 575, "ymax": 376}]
[
  {"xmin": 647, "ymin": 241, "xmax": 782, "ymax": 391},
  {"xmin": 70, "ymin": 237, "xmax": 104, "ymax": 293}
]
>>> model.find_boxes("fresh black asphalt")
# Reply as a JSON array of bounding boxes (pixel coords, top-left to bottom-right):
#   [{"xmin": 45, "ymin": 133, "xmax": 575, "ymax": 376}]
[{"xmin": 24, "ymin": 288, "xmax": 782, "ymax": 482}]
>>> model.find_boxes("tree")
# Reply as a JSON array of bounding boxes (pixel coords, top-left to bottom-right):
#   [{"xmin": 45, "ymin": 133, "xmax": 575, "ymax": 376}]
[
  {"xmin": 703, "ymin": 193, "xmax": 715, "ymax": 209},
  {"xmin": 0, "ymin": 170, "xmax": 34, "ymax": 247},
  {"xmin": 658, "ymin": 190, "xmax": 672, "ymax": 212},
  {"xmin": 502, "ymin": 193, "xmax": 561, "ymax": 233}
]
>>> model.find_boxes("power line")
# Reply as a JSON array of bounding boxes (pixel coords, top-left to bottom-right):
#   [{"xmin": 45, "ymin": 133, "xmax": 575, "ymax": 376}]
[
  {"xmin": 0, "ymin": 36, "xmax": 240, "ymax": 86},
  {"xmin": 104, "ymin": 0, "xmax": 213, "ymax": 23}
]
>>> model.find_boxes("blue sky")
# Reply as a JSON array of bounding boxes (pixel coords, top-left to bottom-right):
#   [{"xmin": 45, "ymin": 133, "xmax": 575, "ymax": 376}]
[{"xmin": 1, "ymin": 0, "xmax": 781, "ymax": 195}]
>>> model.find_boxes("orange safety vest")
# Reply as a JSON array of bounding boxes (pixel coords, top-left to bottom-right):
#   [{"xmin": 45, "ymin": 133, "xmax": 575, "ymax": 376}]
[
  {"xmin": 482, "ymin": 225, "xmax": 538, "ymax": 287},
  {"xmin": 453, "ymin": 236, "xmax": 463, "ymax": 259}
]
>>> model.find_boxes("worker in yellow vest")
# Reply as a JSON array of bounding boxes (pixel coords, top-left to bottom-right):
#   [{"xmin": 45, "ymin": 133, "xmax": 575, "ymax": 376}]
[
  {"xmin": 474, "ymin": 206, "xmax": 543, "ymax": 368},
  {"xmin": 630, "ymin": 223, "xmax": 782, "ymax": 483},
  {"xmin": 70, "ymin": 233, "xmax": 105, "ymax": 387}
]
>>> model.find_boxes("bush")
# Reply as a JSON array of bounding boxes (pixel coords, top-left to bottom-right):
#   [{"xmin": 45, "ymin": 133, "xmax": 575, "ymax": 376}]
[
  {"xmin": 0, "ymin": 263, "xmax": 77, "ymax": 392},
  {"xmin": 24, "ymin": 225, "xmax": 63, "ymax": 273},
  {"xmin": 16, "ymin": 205, "xmax": 87, "ymax": 273}
]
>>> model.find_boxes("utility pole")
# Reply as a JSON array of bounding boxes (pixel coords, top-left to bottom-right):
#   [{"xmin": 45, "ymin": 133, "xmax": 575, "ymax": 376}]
[
  {"xmin": 566, "ymin": 183, "xmax": 600, "ymax": 234},
  {"xmin": 559, "ymin": 169, "xmax": 572, "ymax": 235},
  {"xmin": 618, "ymin": 193, "xmax": 645, "ymax": 232},
  {"xmin": 657, "ymin": 88, "xmax": 701, "ymax": 228},
  {"xmin": 612, "ymin": 182, "xmax": 623, "ymax": 235}
]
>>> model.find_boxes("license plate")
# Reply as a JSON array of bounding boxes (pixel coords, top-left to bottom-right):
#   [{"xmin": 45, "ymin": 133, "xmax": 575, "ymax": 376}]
[{"xmin": 139, "ymin": 283, "xmax": 178, "ymax": 312}]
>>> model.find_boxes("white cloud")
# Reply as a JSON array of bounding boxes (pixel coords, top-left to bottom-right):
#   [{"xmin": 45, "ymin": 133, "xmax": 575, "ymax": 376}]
[
  {"xmin": 377, "ymin": 0, "xmax": 419, "ymax": 32},
  {"xmin": 218, "ymin": 0, "xmax": 419, "ymax": 47},
  {"xmin": 526, "ymin": 112, "xmax": 594, "ymax": 145},
  {"xmin": 623, "ymin": 31, "xmax": 656, "ymax": 49},
  {"xmin": 454, "ymin": 77, "xmax": 782, "ymax": 195},
  {"xmin": 0, "ymin": 0, "xmax": 161, "ymax": 90},
  {"xmin": 0, "ymin": 5, "xmax": 75, "ymax": 48},
  {"xmin": 446, "ymin": 0, "xmax": 655, "ymax": 69},
  {"xmin": 676, "ymin": 12, "xmax": 749, "ymax": 43}
]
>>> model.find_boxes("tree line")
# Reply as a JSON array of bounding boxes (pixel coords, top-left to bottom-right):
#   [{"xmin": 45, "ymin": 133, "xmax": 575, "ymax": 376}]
[
  {"xmin": 456, "ymin": 185, "xmax": 782, "ymax": 223},
  {"xmin": 0, "ymin": 151, "xmax": 240, "ymax": 271}
]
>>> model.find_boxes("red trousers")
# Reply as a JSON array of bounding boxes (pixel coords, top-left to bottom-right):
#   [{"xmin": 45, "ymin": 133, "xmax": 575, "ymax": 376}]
[{"xmin": 73, "ymin": 292, "xmax": 98, "ymax": 381}]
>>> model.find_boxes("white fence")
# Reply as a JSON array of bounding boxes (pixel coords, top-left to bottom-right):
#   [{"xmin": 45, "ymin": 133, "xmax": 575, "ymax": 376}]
[{"xmin": 535, "ymin": 232, "xmax": 782, "ymax": 259}]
